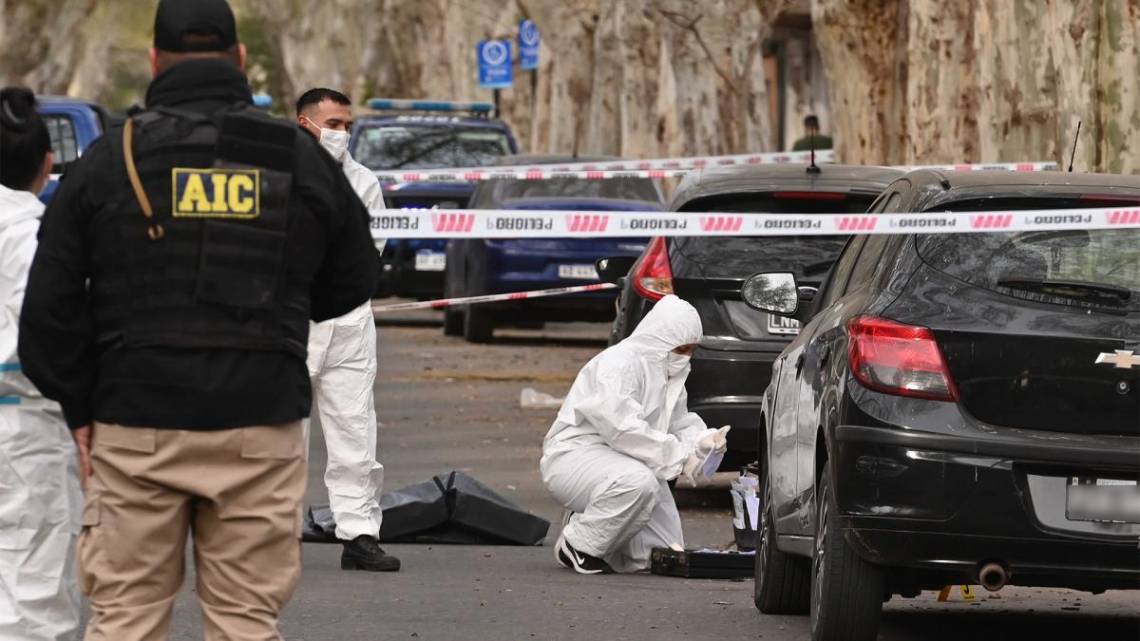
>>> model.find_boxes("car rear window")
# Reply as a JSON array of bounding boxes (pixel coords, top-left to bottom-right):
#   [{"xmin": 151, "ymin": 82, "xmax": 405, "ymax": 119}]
[
  {"xmin": 917, "ymin": 197, "xmax": 1140, "ymax": 311},
  {"xmin": 472, "ymin": 177, "xmax": 661, "ymax": 208},
  {"xmin": 669, "ymin": 192, "xmax": 876, "ymax": 279}
]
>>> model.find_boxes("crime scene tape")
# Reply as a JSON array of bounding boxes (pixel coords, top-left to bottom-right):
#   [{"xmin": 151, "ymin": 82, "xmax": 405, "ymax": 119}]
[
  {"xmin": 371, "ymin": 205, "xmax": 1140, "ymax": 239},
  {"xmin": 374, "ymin": 149, "xmax": 836, "ymax": 182},
  {"xmin": 371, "ymin": 282, "xmax": 617, "ymax": 314},
  {"xmin": 373, "ymin": 157, "xmax": 1059, "ymax": 183}
]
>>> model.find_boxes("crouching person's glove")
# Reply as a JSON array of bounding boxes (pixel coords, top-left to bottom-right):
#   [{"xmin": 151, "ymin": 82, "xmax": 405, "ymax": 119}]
[{"xmin": 681, "ymin": 425, "xmax": 731, "ymax": 485}]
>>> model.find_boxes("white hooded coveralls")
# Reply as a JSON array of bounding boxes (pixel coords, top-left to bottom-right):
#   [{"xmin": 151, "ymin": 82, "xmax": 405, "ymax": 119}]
[
  {"xmin": 540, "ymin": 295, "xmax": 713, "ymax": 572},
  {"xmin": 0, "ymin": 185, "xmax": 82, "ymax": 640},
  {"xmin": 305, "ymin": 153, "xmax": 387, "ymax": 540}
]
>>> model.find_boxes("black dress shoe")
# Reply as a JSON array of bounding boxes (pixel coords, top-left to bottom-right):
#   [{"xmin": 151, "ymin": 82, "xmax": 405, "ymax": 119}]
[{"xmin": 341, "ymin": 535, "xmax": 401, "ymax": 572}]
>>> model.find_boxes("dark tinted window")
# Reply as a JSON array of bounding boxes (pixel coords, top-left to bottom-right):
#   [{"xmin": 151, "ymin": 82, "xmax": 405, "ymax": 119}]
[
  {"xmin": 669, "ymin": 192, "xmax": 877, "ymax": 279},
  {"xmin": 354, "ymin": 125, "xmax": 512, "ymax": 170},
  {"xmin": 43, "ymin": 114, "xmax": 79, "ymax": 172},
  {"xmin": 472, "ymin": 177, "xmax": 661, "ymax": 208},
  {"xmin": 820, "ymin": 236, "xmax": 866, "ymax": 307},
  {"xmin": 918, "ymin": 197, "xmax": 1140, "ymax": 311},
  {"xmin": 845, "ymin": 235, "xmax": 889, "ymax": 294}
]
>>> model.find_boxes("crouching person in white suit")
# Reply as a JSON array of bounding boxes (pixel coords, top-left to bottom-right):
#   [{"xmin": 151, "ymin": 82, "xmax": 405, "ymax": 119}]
[{"xmin": 540, "ymin": 295, "xmax": 729, "ymax": 574}]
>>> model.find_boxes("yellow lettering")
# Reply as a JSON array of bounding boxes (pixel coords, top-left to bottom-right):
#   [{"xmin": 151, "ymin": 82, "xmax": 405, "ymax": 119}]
[
  {"xmin": 227, "ymin": 174, "xmax": 255, "ymax": 213},
  {"xmin": 210, "ymin": 173, "xmax": 228, "ymax": 212},
  {"xmin": 177, "ymin": 173, "xmax": 211, "ymax": 213}
]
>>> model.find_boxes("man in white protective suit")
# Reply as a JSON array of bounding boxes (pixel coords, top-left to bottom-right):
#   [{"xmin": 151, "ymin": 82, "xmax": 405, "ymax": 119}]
[
  {"xmin": 296, "ymin": 87, "xmax": 399, "ymax": 571},
  {"xmin": 0, "ymin": 87, "xmax": 81, "ymax": 640},
  {"xmin": 541, "ymin": 295, "xmax": 730, "ymax": 574}
]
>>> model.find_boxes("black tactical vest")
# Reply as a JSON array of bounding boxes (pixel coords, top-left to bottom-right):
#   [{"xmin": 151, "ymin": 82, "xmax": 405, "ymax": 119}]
[{"xmin": 92, "ymin": 104, "xmax": 310, "ymax": 360}]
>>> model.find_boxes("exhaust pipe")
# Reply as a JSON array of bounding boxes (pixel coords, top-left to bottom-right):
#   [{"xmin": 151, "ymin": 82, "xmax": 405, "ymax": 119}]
[{"xmin": 978, "ymin": 562, "xmax": 1009, "ymax": 592}]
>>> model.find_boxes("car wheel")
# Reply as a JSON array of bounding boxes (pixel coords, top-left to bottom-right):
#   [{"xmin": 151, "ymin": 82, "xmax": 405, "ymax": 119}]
[
  {"xmin": 754, "ymin": 479, "xmax": 811, "ymax": 614},
  {"xmin": 442, "ymin": 278, "xmax": 463, "ymax": 337},
  {"xmin": 810, "ymin": 466, "xmax": 884, "ymax": 641},
  {"xmin": 463, "ymin": 305, "xmax": 494, "ymax": 343}
]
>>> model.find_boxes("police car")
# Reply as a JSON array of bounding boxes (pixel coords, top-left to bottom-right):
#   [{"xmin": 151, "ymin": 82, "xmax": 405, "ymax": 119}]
[{"xmin": 349, "ymin": 99, "xmax": 519, "ymax": 299}]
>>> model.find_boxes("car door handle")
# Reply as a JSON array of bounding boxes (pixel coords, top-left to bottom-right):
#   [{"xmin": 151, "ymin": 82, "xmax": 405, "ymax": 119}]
[{"xmin": 794, "ymin": 353, "xmax": 805, "ymax": 374}]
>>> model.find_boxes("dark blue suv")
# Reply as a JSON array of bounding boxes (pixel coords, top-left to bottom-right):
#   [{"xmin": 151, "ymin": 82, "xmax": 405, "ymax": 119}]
[{"xmin": 349, "ymin": 99, "xmax": 519, "ymax": 299}]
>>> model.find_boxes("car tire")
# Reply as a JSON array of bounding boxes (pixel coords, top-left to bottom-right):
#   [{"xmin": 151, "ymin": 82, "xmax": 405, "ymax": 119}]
[
  {"xmin": 754, "ymin": 479, "xmax": 811, "ymax": 614},
  {"xmin": 810, "ymin": 466, "xmax": 884, "ymax": 641},
  {"xmin": 463, "ymin": 305, "xmax": 495, "ymax": 343},
  {"xmin": 443, "ymin": 308, "xmax": 464, "ymax": 336}
]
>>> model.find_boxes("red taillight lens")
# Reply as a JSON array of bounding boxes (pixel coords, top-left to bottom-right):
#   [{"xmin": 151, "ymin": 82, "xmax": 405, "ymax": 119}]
[
  {"xmin": 632, "ymin": 236, "xmax": 674, "ymax": 301},
  {"xmin": 847, "ymin": 316, "xmax": 958, "ymax": 402}
]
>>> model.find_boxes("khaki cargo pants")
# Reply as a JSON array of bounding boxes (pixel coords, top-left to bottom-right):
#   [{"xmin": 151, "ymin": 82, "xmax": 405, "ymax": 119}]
[{"xmin": 79, "ymin": 422, "xmax": 306, "ymax": 641}]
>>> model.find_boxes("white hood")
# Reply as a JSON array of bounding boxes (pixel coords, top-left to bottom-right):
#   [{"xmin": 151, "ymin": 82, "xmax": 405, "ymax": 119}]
[{"xmin": 542, "ymin": 295, "xmax": 712, "ymax": 481}]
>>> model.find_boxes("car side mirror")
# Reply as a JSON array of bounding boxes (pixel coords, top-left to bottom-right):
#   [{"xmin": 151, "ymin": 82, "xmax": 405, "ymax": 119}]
[
  {"xmin": 742, "ymin": 272, "xmax": 801, "ymax": 316},
  {"xmin": 595, "ymin": 256, "xmax": 637, "ymax": 285}
]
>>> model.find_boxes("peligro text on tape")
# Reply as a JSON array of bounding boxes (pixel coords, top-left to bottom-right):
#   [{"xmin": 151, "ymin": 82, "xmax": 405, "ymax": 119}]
[
  {"xmin": 370, "ymin": 206, "xmax": 1140, "ymax": 239},
  {"xmin": 372, "ymin": 282, "xmax": 617, "ymax": 314},
  {"xmin": 374, "ymin": 149, "xmax": 836, "ymax": 182}
]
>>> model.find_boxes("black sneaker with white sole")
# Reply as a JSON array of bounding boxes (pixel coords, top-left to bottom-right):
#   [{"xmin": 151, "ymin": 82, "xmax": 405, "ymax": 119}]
[{"xmin": 556, "ymin": 534, "xmax": 614, "ymax": 575}]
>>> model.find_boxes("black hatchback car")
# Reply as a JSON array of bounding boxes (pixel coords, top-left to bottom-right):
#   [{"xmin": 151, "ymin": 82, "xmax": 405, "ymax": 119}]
[
  {"xmin": 599, "ymin": 165, "xmax": 902, "ymax": 469},
  {"xmin": 746, "ymin": 170, "xmax": 1140, "ymax": 641}
]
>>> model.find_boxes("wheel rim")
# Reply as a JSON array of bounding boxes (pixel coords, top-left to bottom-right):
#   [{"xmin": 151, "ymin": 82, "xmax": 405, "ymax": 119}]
[{"xmin": 811, "ymin": 480, "xmax": 829, "ymax": 630}]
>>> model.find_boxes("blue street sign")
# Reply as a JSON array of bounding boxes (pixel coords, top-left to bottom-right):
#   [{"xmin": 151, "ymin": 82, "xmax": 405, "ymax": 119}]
[
  {"xmin": 519, "ymin": 19, "xmax": 540, "ymax": 70},
  {"xmin": 477, "ymin": 39, "xmax": 513, "ymax": 89}
]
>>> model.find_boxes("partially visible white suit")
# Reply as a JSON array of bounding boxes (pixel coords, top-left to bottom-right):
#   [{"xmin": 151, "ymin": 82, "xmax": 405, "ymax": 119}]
[
  {"xmin": 305, "ymin": 154, "xmax": 387, "ymax": 541},
  {"xmin": 541, "ymin": 295, "xmax": 716, "ymax": 572},
  {"xmin": 0, "ymin": 185, "xmax": 81, "ymax": 640}
]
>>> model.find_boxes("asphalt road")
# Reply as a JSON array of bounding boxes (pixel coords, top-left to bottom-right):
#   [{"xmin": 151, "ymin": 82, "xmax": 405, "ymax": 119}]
[{"xmin": 154, "ymin": 311, "xmax": 1137, "ymax": 641}]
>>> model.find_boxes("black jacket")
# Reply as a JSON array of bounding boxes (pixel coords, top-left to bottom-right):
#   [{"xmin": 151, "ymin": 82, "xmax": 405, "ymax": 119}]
[{"xmin": 19, "ymin": 59, "xmax": 378, "ymax": 430}]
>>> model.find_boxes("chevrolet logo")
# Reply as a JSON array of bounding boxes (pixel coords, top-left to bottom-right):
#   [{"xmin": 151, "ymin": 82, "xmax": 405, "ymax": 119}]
[{"xmin": 1096, "ymin": 350, "xmax": 1140, "ymax": 370}]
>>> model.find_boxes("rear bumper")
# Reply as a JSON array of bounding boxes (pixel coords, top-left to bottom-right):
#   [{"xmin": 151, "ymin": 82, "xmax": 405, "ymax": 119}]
[
  {"xmin": 832, "ymin": 420, "xmax": 1140, "ymax": 591},
  {"xmin": 381, "ymin": 242, "xmax": 446, "ymax": 298}
]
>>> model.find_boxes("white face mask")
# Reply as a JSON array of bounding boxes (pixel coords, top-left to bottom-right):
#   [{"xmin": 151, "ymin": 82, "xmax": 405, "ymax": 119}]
[
  {"xmin": 318, "ymin": 128, "xmax": 350, "ymax": 162},
  {"xmin": 304, "ymin": 117, "xmax": 349, "ymax": 162},
  {"xmin": 667, "ymin": 352, "xmax": 691, "ymax": 377}
]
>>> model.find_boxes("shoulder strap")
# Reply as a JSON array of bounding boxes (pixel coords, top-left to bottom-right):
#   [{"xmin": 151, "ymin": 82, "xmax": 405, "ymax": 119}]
[{"xmin": 122, "ymin": 118, "xmax": 165, "ymax": 241}]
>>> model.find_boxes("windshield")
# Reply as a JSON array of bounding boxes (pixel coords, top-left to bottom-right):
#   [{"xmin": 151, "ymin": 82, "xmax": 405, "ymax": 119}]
[
  {"xmin": 354, "ymin": 125, "xmax": 512, "ymax": 170},
  {"xmin": 917, "ymin": 198, "xmax": 1139, "ymax": 311},
  {"xmin": 669, "ymin": 192, "xmax": 874, "ymax": 279},
  {"xmin": 472, "ymin": 177, "xmax": 662, "ymax": 208}
]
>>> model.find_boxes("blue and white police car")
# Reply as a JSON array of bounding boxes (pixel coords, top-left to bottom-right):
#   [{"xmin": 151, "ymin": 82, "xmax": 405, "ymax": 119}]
[{"xmin": 349, "ymin": 99, "xmax": 519, "ymax": 299}]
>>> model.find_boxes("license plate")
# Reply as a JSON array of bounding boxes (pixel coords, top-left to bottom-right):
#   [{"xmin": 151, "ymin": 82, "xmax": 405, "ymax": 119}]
[
  {"xmin": 1066, "ymin": 478, "xmax": 1140, "ymax": 523},
  {"xmin": 414, "ymin": 251, "xmax": 446, "ymax": 272},
  {"xmin": 558, "ymin": 264, "xmax": 598, "ymax": 280},
  {"xmin": 767, "ymin": 314, "xmax": 801, "ymax": 336}
]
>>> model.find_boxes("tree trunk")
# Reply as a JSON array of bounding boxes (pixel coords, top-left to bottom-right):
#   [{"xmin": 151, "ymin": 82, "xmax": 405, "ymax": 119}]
[{"xmin": 811, "ymin": 0, "xmax": 908, "ymax": 165}]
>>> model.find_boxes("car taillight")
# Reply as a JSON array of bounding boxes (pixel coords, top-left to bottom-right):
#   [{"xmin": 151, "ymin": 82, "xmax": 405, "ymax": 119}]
[
  {"xmin": 847, "ymin": 316, "xmax": 958, "ymax": 402},
  {"xmin": 632, "ymin": 236, "xmax": 673, "ymax": 301}
]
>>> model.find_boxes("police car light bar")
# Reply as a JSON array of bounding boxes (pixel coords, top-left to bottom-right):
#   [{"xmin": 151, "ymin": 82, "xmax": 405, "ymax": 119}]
[{"xmin": 366, "ymin": 98, "xmax": 494, "ymax": 114}]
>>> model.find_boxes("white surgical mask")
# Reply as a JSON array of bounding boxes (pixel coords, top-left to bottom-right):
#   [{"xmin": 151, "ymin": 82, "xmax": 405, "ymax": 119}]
[
  {"xmin": 304, "ymin": 117, "xmax": 350, "ymax": 162},
  {"xmin": 667, "ymin": 352, "xmax": 691, "ymax": 377},
  {"xmin": 318, "ymin": 128, "xmax": 349, "ymax": 162}
]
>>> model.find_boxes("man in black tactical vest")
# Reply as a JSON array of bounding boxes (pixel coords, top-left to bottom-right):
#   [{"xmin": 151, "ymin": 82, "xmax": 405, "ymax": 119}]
[{"xmin": 18, "ymin": 1, "xmax": 379, "ymax": 639}]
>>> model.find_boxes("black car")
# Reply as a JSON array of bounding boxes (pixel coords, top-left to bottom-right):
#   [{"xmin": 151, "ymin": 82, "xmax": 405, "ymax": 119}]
[
  {"xmin": 746, "ymin": 170, "xmax": 1140, "ymax": 641},
  {"xmin": 598, "ymin": 165, "xmax": 902, "ymax": 469},
  {"xmin": 444, "ymin": 155, "xmax": 663, "ymax": 342}
]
